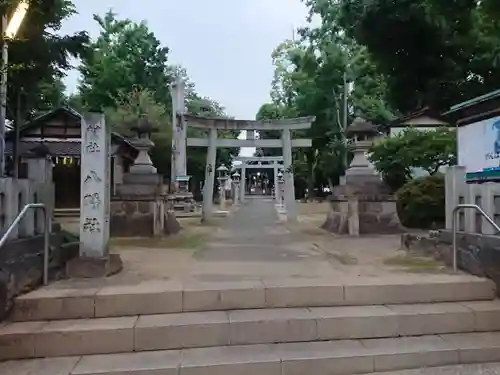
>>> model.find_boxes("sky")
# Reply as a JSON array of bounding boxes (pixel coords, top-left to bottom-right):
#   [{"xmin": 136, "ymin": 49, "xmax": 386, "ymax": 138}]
[{"xmin": 60, "ymin": 0, "xmax": 314, "ymax": 121}]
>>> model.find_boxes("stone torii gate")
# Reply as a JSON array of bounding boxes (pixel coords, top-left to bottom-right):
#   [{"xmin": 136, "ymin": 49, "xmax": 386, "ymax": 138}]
[
  {"xmin": 185, "ymin": 115, "xmax": 314, "ymax": 222},
  {"xmin": 234, "ymin": 156, "xmax": 284, "ymax": 202}
]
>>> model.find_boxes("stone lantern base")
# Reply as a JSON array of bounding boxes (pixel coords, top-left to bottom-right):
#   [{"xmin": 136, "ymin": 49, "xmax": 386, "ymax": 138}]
[
  {"xmin": 172, "ymin": 176, "xmax": 196, "ymax": 216},
  {"xmin": 322, "ymin": 193, "xmax": 403, "ymax": 236},
  {"xmin": 111, "ymin": 172, "xmax": 181, "ymax": 237},
  {"xmin": 323, "ymin": 175, "xmax": 403, "ymax": 235},
  {"xmin": 322, "ymin": 117, "xmax": 403, "ymax": 236}
]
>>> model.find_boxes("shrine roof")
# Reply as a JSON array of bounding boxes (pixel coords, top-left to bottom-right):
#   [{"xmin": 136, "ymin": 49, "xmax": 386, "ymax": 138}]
[
  {"xmin": 4, "ymin": 138, "xmax": 124, "ymax": 157},
  {"xmin": 5, "ymin": 106, "xmax": 138, "ymax": 157},
  {"xmin": 386, "ymin": 107, "xmax": 447, "ymax": 129},
  {"xmin": 183, "ymin": 114, "xmax": 315, "ymax": 130},
  {"xmin": 443, "ymin": 88, "xmax": 500, "ymax": 126}
]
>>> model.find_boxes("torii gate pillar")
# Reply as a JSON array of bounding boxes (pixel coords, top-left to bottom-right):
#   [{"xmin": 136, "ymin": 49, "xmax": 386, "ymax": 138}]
[
  {"xmin": 185, "ymin": 115, "xmax": 315, "ymax": 222},
  {"xmin": 282, "ymin": 128, "xmax": 297, "ymax": 222}
]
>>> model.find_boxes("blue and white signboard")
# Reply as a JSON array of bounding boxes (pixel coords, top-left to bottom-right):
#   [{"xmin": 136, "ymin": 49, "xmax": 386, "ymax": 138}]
[{"xmin": 457, "ymin": 115, "xmax": 500, "ymax": 173}]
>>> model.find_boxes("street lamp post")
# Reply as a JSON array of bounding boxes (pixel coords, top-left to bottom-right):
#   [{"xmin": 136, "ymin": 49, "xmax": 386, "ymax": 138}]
[{"xmin": 1, "ymin": 1, "xmax": 29, "ymax": 177}]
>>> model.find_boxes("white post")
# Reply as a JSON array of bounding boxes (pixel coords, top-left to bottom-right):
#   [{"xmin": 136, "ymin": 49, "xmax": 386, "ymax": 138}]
[
  {"xmin": 273, "ymin": 164, "xmax": 278, "ymax": 202},
  {"xmin": 202, "ymin": 128, "xmax": 217, "ymax": 221},
  {"xmin": 282, "ymin": 128, "xmax": 297, "ymax": 222},
  {"xmin": 80, "ymin": 113, "xmax": 110, "ymax": 258},
  {"xmin": 240, "ymin": 165, "xmax": 246, "ymax": 203}
]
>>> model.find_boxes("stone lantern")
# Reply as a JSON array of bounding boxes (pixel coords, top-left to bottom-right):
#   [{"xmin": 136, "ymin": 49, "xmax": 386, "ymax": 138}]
[
  {"xmin": 128, "ymin": 116, "xmax": 157, "ymax": 174},
  {"xmin": 322, "ymin": 117, "xmax": 402, "ymax": 236},
  {"xmin": 216, "ymin": 165, "xmax": 229, "ymax": 210},
  {"xmin": 345, "ymin": 117, "xmax": 379, "ymax": 177},
  {"xmin": 232, "ymin": 171, "xmax": 241, "ymax": 205}
]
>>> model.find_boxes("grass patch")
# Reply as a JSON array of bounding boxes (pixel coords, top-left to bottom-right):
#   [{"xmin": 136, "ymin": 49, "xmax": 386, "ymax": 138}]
[
  {"xmin": 383, "ymin": 253, "xmax": 443, "ymax": 271},
  {"xmin": 60, "ymin": 230, "xmax": 79, "ymax": 243},
  {"xmin": 110, "ymin": 232, "xmax": 209, "ymax": 250},
  {"xmin": 286, "ymin": 222, "xmax": 327, "ymax": 236}
]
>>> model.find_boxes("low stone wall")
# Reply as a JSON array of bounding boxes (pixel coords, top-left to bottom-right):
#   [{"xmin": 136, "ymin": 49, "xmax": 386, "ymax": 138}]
[
  {"xmin": 402, "ymin": 230, "xmax": 500, "ymax": 293},
  {"xmin": 0, "ymin": 224, "xmax": 79, "ymax": 320}
]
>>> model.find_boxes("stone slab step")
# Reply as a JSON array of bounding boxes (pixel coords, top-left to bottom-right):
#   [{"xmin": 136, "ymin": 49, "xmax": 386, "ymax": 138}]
[
  {"xmin": 4, "ymin": 333, "xmax": 500, "ymax": 374},
  {"xmin": 10, "ymin": 275, "xmax": 496, "ymax": 321},
  {"xmin": 372, "ymin": 362, "xmax": 500, "ymax": 374},
  {"xmin": 3, "ymin": 301, "xmax": 500, "ymax": 360}
]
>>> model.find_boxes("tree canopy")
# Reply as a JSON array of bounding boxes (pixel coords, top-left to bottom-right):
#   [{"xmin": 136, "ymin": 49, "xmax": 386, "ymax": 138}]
[
  {"xmin": 75, "ymin": 11, "xmax": 237, "ymax": 190},
  {"xmin": 1, "ymin": 0, "xmax": 89, "ymax": 121}
]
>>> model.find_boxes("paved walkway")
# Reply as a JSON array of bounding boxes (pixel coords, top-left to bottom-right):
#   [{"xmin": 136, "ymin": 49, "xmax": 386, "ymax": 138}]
[{"xmin": 196, "ymin": 197, "xmax": 321, "ymax": 262}]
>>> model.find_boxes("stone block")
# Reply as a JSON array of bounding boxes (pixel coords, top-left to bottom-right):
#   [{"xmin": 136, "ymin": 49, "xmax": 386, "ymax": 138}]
[
  {"xmin": 344, "ymin": 278, "xmax": 495, "ymax": 305},
  {"xmin": 180, "ymin": 345, "xmax": 281, "ymax": 375},
  {"xmin": 95, "ymin": 280, "xmax": 183, "ymax": 317},
  {"xmin": 135, "ymin": 311, "xmax": 229, "ymax": 350},
  {"xmin": 441, "ymin": 332, "xmax": 500, "ymax": 364},
  {"xmin": 122, "ymin": 172, "xmax": 163, "ymax": 185},
  {"xmin": 0, "ymin": 321, "xmax": 45, "ymax": 360},
  {"xmin": 362, "ymin": 335, "xmax": 459, "ymax": 372},
  {"xmin": 279, "ymin": 340, "xmax": 373, "ymax": 375},
  {"xmin": 0, "ymin": 357, "xmax": 81, "ymax": 375},
  {"xmin": 66, "ymin": 254, "xmax": 123, "ymax": 279},
  {"xmin": 165, "ymin": 211, "xmax": 181, "ymax": 235},
  {"xmin": 182, "ymin": 281, "xmax": 266, "ymax": 311},
  {"xmin": 114, "ymin": 184, "xmax": 161, "ymax": 198},
  {"xmin": 72, "ymin": 350, "xmax": 181, "ymax": 375},
  {"xmin": 462, "ymin": 301, "xmax": 500, "ymax": 331},
  {"xmin": 12, "ymin": 287, "xmax": 98, "ymax": 322},
  {"xmin": 33, "ymin": 316, "xmax": 137, "ymax": 357},
  {"xmin": 387, "ymin": 302, "xmax": 475, "ymax": 336},
  {"xmin": 263, "ymin": 279, "xmax": 344, "ymax": 308},
  {"xmin": 311, "ymin": 305, "xmax": 398, "ymax": 340},
  {"xmin": 228, "ymin": 308, "xmax": 317, "ymax": 345}
]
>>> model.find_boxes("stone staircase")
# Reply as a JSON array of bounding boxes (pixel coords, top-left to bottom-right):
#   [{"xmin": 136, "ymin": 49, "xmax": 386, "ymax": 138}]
[{"xmin": 2, "ymin": 275, "xmax": 500, "ymax": 374}]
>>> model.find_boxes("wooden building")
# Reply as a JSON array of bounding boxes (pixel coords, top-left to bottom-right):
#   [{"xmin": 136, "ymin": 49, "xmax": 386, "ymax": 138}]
[{"xmin": 4, "ymin": 107, "xmax": 138, "ymax": 208}]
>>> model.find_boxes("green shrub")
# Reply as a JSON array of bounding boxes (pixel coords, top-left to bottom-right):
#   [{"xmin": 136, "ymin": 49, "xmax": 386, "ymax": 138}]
[{"xmin": 396, "ymin": 174, "xmax": 445, "ymax": 229}]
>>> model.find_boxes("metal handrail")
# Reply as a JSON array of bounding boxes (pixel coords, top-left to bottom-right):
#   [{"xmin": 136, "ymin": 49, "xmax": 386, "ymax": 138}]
[
  {"xmin": 452, "ymin": 204, "xmax": 500, "ymax": 273},
  {"xmin": 0, "ymin": 203, "xmax": 50, "ymax": 285}
]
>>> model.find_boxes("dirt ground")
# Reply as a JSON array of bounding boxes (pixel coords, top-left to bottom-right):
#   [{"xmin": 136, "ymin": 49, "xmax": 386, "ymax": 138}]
[{"xmin": 55, "ymin": 202, "xmax": 452, "ymax": 285}]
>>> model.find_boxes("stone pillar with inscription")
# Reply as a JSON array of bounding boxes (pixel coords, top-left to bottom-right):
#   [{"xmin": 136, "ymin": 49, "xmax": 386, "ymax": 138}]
[
  {"xmin": 170, "ymin": 77, "xmax": 195, "ymax": 215},
  {"xmin": 67, "ymin": 113, "xmax": 122, "ymax": 278}
]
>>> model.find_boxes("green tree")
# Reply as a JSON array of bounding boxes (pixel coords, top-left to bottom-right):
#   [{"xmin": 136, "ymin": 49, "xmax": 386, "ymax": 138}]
[
  {"xmin": 369, "ymin": 128, "xmax": 456, "ymax": 191},
  {"xmin": 104, "ymin": 87, "xmax": 171, "ymax": 176},
  {"xmin": 2, "ymin": 0, "xmax": 89, "ymax": 120},
  {"xmin": 257, "ymin": 11, "xmax": 395, "ymax": 198},
  {"xmin": 330, "ymin": 0, "xmax": 500, "ymax": 112},
  {"xmin": 78, "ymin": 11, "xmax": 172, "ymax": 111},
  {"xmin": 77, "ymin": 12, "xmax": 237, "ymax": 191}
]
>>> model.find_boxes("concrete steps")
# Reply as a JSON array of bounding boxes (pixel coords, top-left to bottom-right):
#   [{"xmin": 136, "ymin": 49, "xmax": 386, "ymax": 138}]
[
  {"xmin": 4, "ymin": 333, "xmax": 500, "ymax": 374},
  {"xmin": 3, "ymin": 301, "xmax": 500, "ymax": 360},
  {"xmin": 1, "ymin": 275, "xmax": 499, "ymax": 374},
  {"xmin": 10, "ymin": 276, "xmax": 496, "ymax": 321}
]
